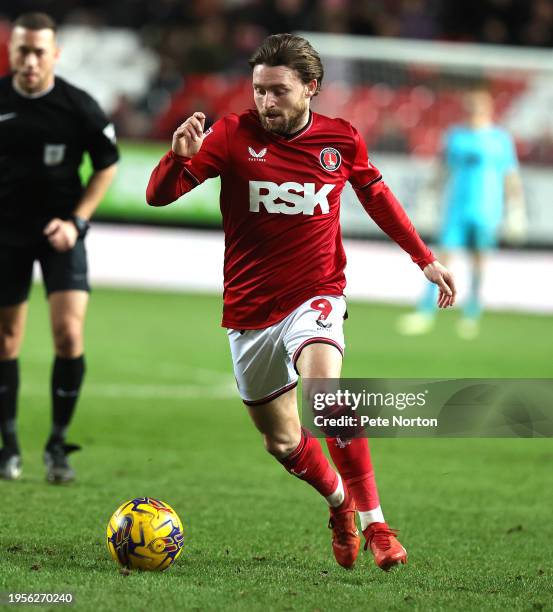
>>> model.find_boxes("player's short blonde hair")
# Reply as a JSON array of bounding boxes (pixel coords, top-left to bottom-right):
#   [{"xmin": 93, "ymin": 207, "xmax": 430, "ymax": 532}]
[{"xmin": 249, "ymin": 33, "xmax": 324, "ymax": 96}]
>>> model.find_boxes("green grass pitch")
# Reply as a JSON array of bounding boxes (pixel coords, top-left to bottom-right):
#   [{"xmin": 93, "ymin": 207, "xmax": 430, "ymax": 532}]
[{"xmin": 1, "ymin": 287, "xmax": 552, "ymax": 611}]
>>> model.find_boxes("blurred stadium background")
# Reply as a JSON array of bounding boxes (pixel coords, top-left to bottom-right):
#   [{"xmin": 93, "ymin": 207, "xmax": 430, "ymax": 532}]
[{"xmin": 1, "ymin": 0, "xmax": 552, "ymax": 314}]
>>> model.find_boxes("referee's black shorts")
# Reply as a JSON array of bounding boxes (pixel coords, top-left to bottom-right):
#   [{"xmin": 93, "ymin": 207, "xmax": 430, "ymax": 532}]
[{"xmin": 0, "ymin": 238, "xmax": 90, "ymax": 307}]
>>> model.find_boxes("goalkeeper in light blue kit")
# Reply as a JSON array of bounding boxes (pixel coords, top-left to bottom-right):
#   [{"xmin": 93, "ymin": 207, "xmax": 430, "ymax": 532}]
[{"xmin": 399, "ymin": 88, "xmax": 527, "ymax": 339}]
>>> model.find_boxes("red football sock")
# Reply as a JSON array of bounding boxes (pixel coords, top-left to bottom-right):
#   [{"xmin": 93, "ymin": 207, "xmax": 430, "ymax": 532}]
[
  {"xmin": 326, "ymin": 437, "xmax": 380, "ymax": 511},
  {"xmin": 279, "ymin": 428, "xmax": 339, "ymax": 498}
]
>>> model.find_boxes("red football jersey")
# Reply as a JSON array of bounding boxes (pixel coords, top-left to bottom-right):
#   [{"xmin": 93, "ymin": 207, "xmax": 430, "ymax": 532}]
[{"xmin": 147, "ymin": 110, "xmax": 434, "ymax": 329}]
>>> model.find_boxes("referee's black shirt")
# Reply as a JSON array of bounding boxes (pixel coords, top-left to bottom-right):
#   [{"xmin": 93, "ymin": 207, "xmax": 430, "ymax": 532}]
[{"xmin": 0, "ymin": 75, "xmax": 119, "ymax": 245}]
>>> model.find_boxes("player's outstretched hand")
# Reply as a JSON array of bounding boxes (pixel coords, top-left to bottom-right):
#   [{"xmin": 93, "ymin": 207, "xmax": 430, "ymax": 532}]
[
  {"xmin": 44, "ymin": 218, "xmax": 78, "ymax": 252},
  {"xmin": 172, "ymin": 112, "xmax": 206, "ymax": 158},
  {"xmin": 423, "ymin": 260, "xmax": 456, "ymax": 308}
]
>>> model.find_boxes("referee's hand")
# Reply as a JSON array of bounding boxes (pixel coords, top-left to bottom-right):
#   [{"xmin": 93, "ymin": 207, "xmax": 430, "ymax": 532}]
[
  {"xmin": 44, "ymin": 218, "xmax": 78, "ymax": 252},
  {"xmin": 172, "ymin": 112, "xmax": 206, "ymax": 158}
]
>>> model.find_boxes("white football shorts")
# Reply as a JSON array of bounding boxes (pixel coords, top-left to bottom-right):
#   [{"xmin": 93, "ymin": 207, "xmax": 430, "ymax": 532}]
[{"xmin": 227, "ymin": 295, "xmax": 347, "ymax": 405}]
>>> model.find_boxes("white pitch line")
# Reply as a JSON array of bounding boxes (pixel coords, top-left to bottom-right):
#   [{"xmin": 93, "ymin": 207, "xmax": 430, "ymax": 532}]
[
  {"xmin": 20, "ymin": 381, "xmax": 237, "ymax": 400},
  {"xmin": 154, "ymin": 363, "xmax": 235, "ymax": 383},
  {"xmin": 20, "ymin": 356, "xmax": 234, "ymax": 384}
]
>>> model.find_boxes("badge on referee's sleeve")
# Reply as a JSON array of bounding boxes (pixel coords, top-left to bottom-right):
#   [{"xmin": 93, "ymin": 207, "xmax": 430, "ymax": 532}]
[{"xmin": 43, "ymin": 144, "xmax": 66, "ymax": 166}]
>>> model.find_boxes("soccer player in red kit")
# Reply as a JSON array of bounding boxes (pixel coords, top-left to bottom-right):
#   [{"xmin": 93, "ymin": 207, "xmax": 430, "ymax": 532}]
[{"xmin": 147, "ymin": 34, "xmax": 456, "ymax": 571}]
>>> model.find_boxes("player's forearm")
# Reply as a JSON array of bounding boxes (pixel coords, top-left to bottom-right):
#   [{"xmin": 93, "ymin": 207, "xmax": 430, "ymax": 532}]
[
  {"xmin": 504, "ymin": 171, "xmax": 526, "ymax": 214},
  {"xmin": 356, "ymin": 181, "xmax": 435, "ymax": 269},
  {"xmin": 74, "ymin": 163, "xmax": 118, "ymax": 220},
  {"xmin": 146, "ymin": 151, "xmax": 197, "ymax": 206}
]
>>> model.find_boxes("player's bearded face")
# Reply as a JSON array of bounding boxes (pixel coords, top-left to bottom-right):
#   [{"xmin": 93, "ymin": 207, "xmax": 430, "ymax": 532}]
[
  {"xmin": 9, "ymin": 27, "xmax": 59, "ymax": 94},
  {"xmin": 253, "ymin": 65, "xmax": 315, "ymax": 136},
  {"xmin": 259, "ymin": 96, "xmax": 309, "ymax": 135}
]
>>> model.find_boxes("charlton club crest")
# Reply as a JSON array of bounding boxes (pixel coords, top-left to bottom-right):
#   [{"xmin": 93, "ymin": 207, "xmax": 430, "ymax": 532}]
[{"xmin": 319, "ymin": 147, "xmax": 341, "ymax": 172}]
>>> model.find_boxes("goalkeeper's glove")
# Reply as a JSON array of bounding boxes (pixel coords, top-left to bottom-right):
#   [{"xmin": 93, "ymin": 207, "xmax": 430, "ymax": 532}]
[{"xmin": 502, "ymin": 203, "xmax": 528, "ymax": 245}]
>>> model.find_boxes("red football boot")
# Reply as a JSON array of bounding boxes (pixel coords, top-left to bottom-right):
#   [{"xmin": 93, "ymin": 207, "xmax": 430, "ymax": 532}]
[
  {"xmin": 363, "ymin": 522, "xmax": 407, "ymax": 571},
  {"xmin": 328, "ymin": 489, "xmax": 360, "ymax": 569}
]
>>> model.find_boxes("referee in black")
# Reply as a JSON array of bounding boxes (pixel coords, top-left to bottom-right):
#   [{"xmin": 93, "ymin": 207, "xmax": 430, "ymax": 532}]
[{"xmin": 0, "ymin": 13, "xmax": 119, "ymax": 482}]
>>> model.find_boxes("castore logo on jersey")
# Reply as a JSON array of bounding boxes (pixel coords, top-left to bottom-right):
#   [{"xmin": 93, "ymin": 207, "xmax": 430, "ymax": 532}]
[{"xmin": 248, "ymin": 146, "xmax": 267, "ymax": 162}]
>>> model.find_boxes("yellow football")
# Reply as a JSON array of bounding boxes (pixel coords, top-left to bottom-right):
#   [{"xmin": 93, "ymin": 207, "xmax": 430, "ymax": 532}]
[{"xmin": 106, "ymin": 497, "xmax": 184, "ymax": 571}]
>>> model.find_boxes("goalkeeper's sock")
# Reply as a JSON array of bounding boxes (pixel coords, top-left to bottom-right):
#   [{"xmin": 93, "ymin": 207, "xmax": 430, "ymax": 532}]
[
  {"xmin": 464, "ymin": 270, "xmax": 482, "ymax": 319},
  {"xmin": 418, "ymin": 281, "xmax": 438, "ymax": 315},
  {"xmin": 279, "ymin": 428, "xmax": 343, "ymax": 506}
]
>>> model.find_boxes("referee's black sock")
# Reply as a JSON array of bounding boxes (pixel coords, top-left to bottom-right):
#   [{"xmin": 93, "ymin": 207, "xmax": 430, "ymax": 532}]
[
  {"xmin": 0, "ymin": 359, "xmax": 20, "ymax": 454},
  {"xmin": 48, "ymin": 355, "xmax": 85, "ymax": 448}
]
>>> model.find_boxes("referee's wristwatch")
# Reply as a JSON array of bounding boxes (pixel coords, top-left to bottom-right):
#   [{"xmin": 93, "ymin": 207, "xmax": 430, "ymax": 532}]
[{"xmin": 70, "ymin": 215, "xmax": 90, "ymax": 238}]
